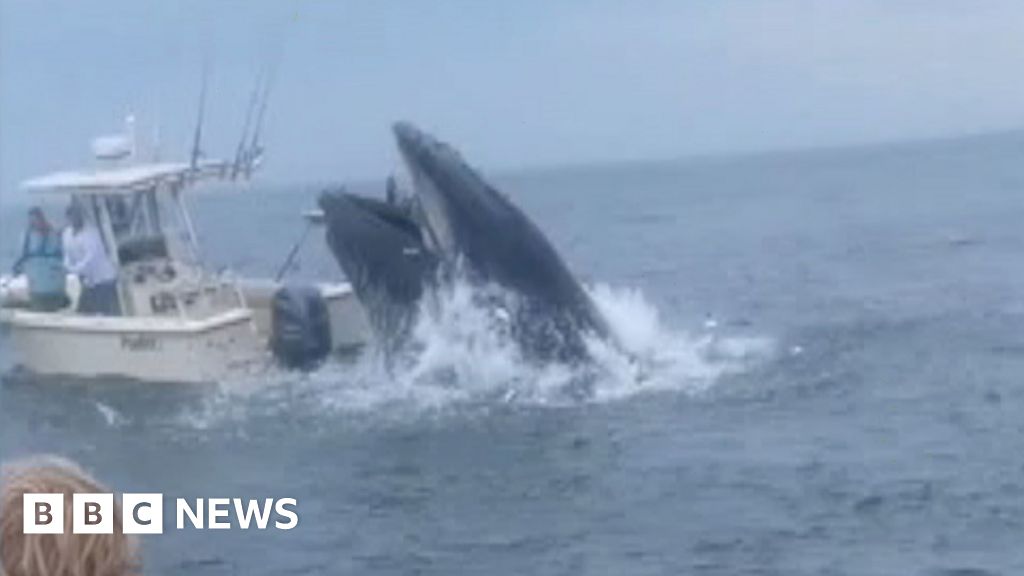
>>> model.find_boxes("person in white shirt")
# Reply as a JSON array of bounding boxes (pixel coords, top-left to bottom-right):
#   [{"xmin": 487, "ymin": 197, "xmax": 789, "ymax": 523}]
[{"xmin": 62, "ymin": 201, "xmax": 120, "ymax": 315}]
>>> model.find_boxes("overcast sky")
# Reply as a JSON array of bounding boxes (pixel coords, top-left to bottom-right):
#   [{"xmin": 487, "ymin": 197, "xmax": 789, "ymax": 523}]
[{"xmin": 2, "ymin": 1, "xmax": 1024, "ymax": 194}]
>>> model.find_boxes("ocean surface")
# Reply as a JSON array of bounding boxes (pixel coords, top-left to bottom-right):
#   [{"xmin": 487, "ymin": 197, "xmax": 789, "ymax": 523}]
[{"xmin": 4, "ymin": 132, "xmax": 1024, "ymax": 575}]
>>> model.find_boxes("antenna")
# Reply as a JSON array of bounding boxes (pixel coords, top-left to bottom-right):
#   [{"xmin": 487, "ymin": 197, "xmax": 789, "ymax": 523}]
[
  {"xmin": 152, "ymin": 119, "xmax": 162, "ymax": 162},
  {"xmin": 151, "ymin": 92, "xmax": 163, "ymax": 161},
  {"xmin": 189, "ymin": 63, "xmax": 209, "ymax": 171},
  {"xmin": 125, "ymin": 114, "xmax": 136, "ymax": 159}
]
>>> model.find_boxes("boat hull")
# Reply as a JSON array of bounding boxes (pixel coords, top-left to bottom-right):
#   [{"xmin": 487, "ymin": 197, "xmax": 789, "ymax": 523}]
[
  {"xmin": 0, "ymin": 279, "xmax": 371, "ymax": 384},
  {"xmin": 0, "ymin": 309, "xmax": 265, "ymax": 384}
]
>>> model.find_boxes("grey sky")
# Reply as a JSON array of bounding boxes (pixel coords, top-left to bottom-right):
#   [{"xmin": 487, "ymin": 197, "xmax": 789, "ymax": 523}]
[{"xmin": 2, "ymin": 1, "xmax": 1024, "ymax": 194}]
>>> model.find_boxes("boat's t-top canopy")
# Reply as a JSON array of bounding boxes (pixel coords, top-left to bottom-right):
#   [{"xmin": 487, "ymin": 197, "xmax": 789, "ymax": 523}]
[
  {"xmin": 16, "ymin": 158, "xmax": 247, "ymax": 289},
  {"xmin": 20, "ymin": 160, "xmax": 231, "ymax": 196}
]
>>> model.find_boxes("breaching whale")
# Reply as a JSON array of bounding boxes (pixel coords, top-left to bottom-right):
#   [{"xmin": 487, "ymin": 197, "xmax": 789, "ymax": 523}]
[
  {"xmin": 320, "ymin": 122, "xmax": 612, "ymax": 361},
  {"xmin": 319, "ymin": 191, "xmax": 439, "ymax": 355}
]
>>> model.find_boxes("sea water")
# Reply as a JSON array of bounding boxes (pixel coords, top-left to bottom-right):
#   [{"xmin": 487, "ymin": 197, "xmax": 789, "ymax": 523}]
[{"xmin": 3, "ymin": 132, "xmax": 1024, "ymax": 575}]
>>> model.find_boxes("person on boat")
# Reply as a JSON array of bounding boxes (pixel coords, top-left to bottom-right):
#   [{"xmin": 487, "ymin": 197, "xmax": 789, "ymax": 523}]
[
  {"xmin": 63, "ymin": 201, "xmax": 121, "ymax": 316},
  {"xmin": 385, "ymin": 173, "xmax": 419, "ymax": 215},
  {"xmin": 386, "ymin": 174, "xmax": 398, "ymax": 204},
  {"xmin": 0, "ymin": 456, "xmax": 142, "ymax": 576},
  {"xmin": 11, "ymin": 207, "xmax": 69, "ymax": 311}
]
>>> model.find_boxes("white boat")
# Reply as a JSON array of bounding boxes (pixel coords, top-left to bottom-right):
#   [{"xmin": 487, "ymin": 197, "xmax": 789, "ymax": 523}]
[{"xmin": 0, "ymin": 133, "xmax": 369, "ymax": 384}]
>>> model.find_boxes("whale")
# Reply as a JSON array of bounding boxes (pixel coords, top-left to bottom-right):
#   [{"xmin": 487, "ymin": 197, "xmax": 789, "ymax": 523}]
[
  {"xmin": 319, "ymin": 191, "xmax": 438, "ymax": 355},
  {"xmin": 320, "ymin": 122, "xmax": 612, "ymax": 362}
]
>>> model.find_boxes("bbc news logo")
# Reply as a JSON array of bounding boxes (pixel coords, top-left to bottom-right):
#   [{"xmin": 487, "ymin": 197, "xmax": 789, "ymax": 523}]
[{"xmin": 23, "ymin": 494, "xmax": 298, "ymax": 534}]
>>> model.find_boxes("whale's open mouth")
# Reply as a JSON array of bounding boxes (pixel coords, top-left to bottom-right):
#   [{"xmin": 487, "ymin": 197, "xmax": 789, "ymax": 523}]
[{"xmin": 321, "ymin": 122, "xmax": 613, "ymax": 363}]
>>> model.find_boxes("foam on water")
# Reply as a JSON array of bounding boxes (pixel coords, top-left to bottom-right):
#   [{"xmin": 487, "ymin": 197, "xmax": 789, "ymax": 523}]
[
  {"xmin": 583, "ymin": 283, "xmax": 773, "ymax": 401},
  {"xmin": 94, "ymin": 401, "xmax": 129, "ymax": 428},
  {"xmin": 167, "ymin": 280, "xmax": 774, "ymax": 430},
  {"xmin": 311, "ymin": 282, "xmax": 766, "ymax": 411}
]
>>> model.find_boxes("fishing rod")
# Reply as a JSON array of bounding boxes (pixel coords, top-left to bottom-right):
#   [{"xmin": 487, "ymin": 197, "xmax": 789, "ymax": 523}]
[
  {"xmin": 189, "ymin": 62, "xmax": 210, "ymax": 172},
  {"xmin": 232, "ymin": 71, "xmax": 264, "ymax": 179},
  {"xmin": 244, "ymin": 66, "xmax": 275, "ymax": 178},
  {"xmin": 274, "ymin": 209, "xmax": 326, "ymax": 281}
]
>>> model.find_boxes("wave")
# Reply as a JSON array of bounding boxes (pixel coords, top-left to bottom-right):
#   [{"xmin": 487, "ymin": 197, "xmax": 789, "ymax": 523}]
[
  {"xmin": 284, "ymin": 281, "xmax": 771, "ymax": 413},
  {"xmin": 157, "ymin": 279, "xmax": 776, "ymax": 431},
  {"xmin": 0, "ymin": 279, "xmax": 774, "ymax": 435}
]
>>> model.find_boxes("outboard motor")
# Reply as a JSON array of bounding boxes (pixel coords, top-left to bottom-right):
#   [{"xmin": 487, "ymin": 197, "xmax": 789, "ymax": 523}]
[{"xmin": 270, "ymin": 285, "xmax": 332, "ymax": 370}]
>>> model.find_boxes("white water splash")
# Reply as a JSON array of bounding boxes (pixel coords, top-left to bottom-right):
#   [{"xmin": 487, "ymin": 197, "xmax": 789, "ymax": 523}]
[
  {"xmin": 94, "ymin": 401, "xmax": 129, "ymax": 428},
  {"xmin": 585, "ymin": 283, "xmax": 772, "ymax": 401},
  {"xmin": 169, "ymin": 281, "xmax": 774, "ymax": 428},
  {"xmin": 311, "ymin": 281, "xmax": 774, "ymax": 412}
]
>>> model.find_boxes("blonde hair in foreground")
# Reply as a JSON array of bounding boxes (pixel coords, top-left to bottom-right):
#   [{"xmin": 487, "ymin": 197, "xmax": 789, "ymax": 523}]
[{"xmin": 0, "ymin": 456, "xmax": 140, "ymax": 576}]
